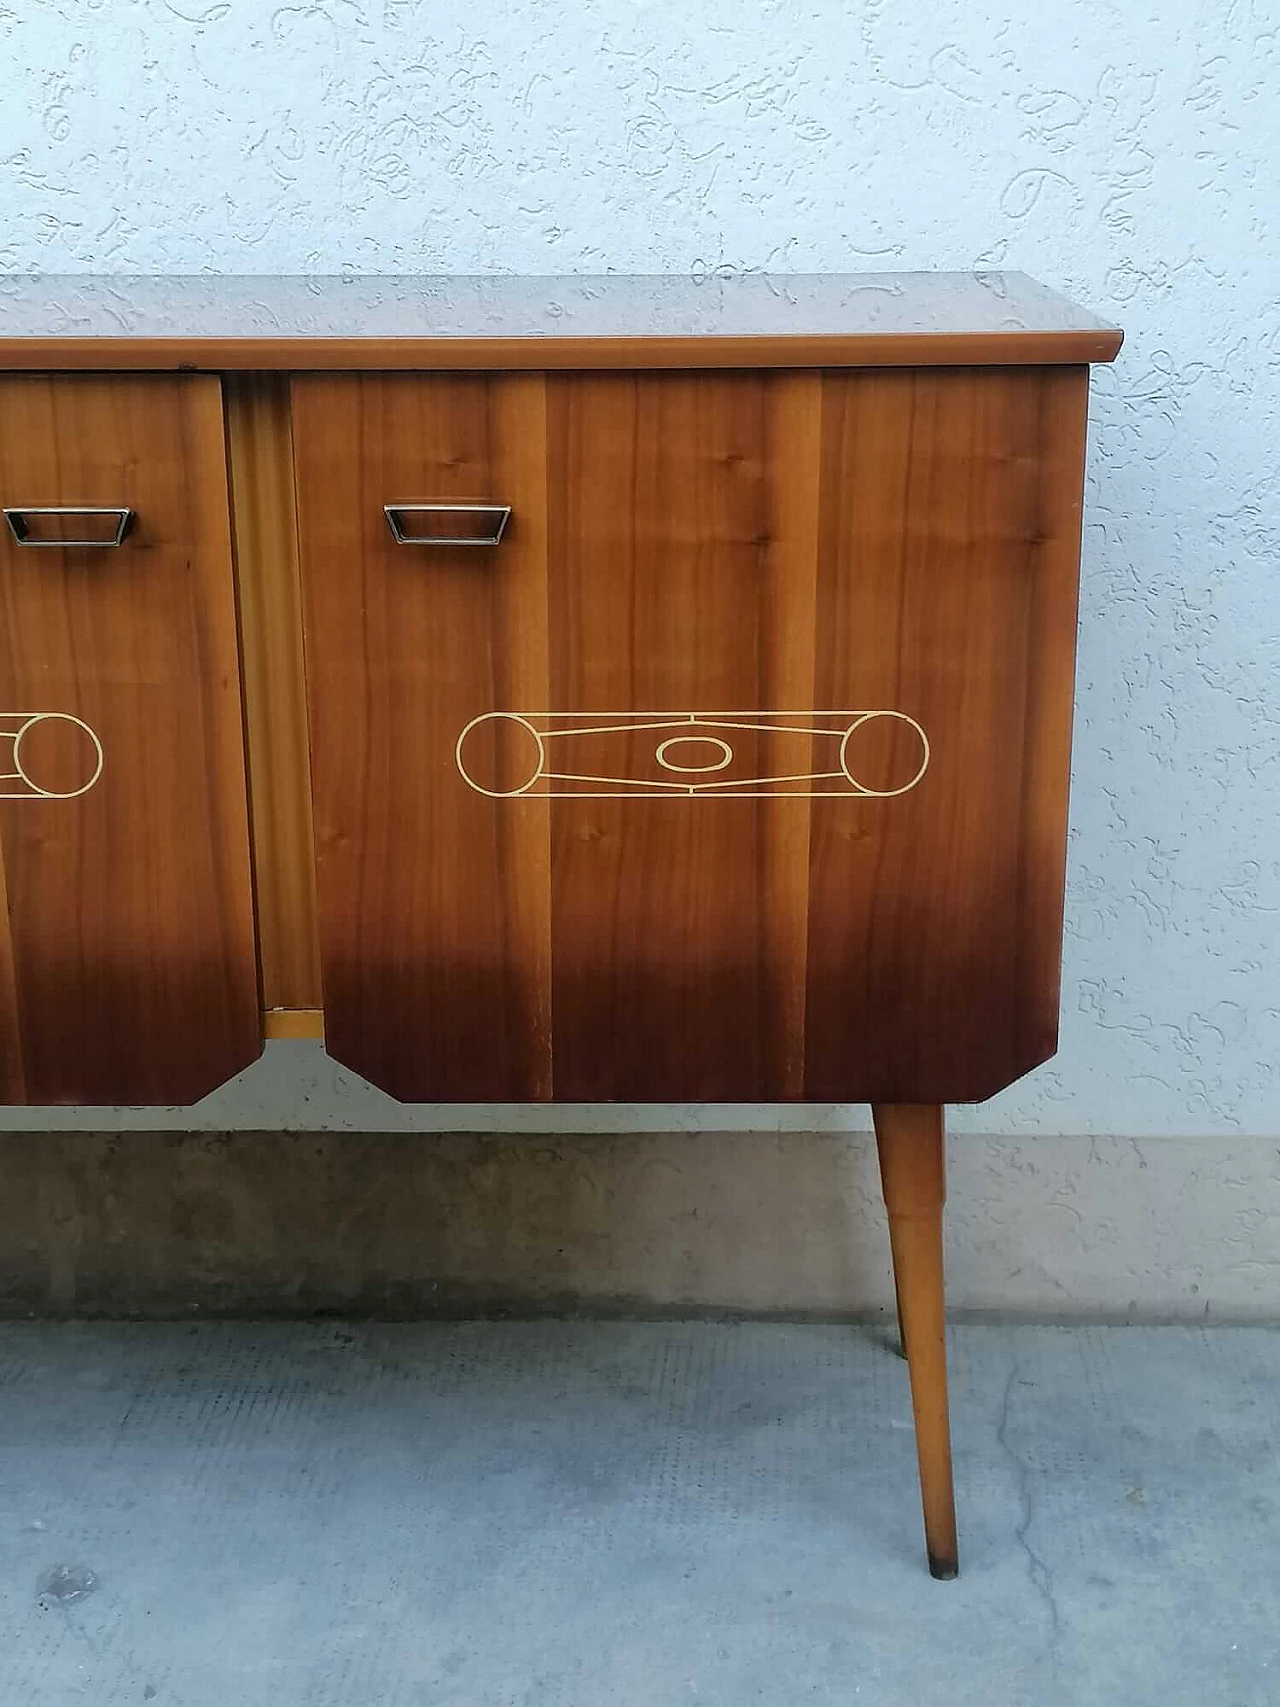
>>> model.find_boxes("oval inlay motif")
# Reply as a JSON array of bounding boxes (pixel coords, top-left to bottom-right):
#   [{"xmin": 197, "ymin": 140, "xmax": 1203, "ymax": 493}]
[{"xmin": 654, "ymin": 736, "xmax": 734, "ymax": 774}]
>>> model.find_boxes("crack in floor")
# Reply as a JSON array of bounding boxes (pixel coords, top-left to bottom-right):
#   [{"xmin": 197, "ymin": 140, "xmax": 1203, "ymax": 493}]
[{"xmin": 996, "ymin": 1353, "xmax": 1064, "ymax": 1658}]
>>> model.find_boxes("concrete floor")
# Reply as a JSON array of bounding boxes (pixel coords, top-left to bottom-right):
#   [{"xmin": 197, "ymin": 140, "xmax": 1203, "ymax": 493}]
[{"xmin": 0, "ymin": 1323, "xmax": 1276, "ymax": 1705}]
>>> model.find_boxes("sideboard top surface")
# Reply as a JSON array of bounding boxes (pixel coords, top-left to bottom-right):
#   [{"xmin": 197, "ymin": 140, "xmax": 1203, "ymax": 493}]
[{"xmin": 0, "ymin": 271, "xmax": 1122, "ymax": 371}]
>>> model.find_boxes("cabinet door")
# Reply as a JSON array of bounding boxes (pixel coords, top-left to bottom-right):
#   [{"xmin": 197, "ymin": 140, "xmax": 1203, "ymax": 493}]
[
  {"xmin": 293, "ymin": 368, "xmax": 1086, "ymax": 1103},
  {"xmin": 0, "ymin": 376, "xmax": 260, "ymax": 1103}
]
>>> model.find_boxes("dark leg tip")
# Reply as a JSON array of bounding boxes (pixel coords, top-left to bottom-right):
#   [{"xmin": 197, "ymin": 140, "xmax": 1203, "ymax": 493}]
[{"xmin": 928, "ymin": 1552, "xmax": 959, "ymax": 1581}]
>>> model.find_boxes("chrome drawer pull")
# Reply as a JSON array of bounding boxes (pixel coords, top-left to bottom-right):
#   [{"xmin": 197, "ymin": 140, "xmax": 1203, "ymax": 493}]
[
  {"xmin": 4, "ymin": 506, "xmax": 134, "ymax": 548},
  {"xmin": 384, "ymin": 503, "xmax": 511, "ymax": 546}
]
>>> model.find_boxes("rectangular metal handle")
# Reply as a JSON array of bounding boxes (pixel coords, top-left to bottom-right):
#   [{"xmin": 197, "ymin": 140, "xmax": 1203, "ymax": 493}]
[
  {"xmin": 4, "ymin": 506, "xmax": 134, "ymax": 548},
  {"xmin": 384, "ymin": 504, "xmax": 511, "ymax": 546}
]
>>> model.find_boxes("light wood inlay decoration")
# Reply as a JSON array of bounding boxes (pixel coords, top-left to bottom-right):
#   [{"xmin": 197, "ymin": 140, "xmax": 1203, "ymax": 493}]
[
  {"xmin": 453, "ymin": 709, "xmax": 929, "ymax": 798},
  {"xmin": 224, "ymin": 374, "xmax": 322, "ymax": 1012},
  {"xmin": 0, "ymin": 712, "xmax": 104, "ymax": 798},
  {"xmin": 0, "ymin": 375, "xmax": 260, "ymax": 1103}
]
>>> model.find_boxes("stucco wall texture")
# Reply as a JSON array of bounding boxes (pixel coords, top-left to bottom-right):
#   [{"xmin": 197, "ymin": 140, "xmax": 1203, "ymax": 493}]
[{"xmin": 2, "ymin": 0, "xmax": 1279, "ymax": 1147}]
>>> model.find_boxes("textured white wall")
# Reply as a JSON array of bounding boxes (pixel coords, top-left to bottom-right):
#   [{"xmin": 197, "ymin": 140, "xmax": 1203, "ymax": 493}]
[{"xmin": 2, "ymin": 1, "xmax": 1279, "ymax": 1141}]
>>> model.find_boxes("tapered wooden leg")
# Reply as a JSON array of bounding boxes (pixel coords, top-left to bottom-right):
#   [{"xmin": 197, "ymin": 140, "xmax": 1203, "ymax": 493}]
[
  {"xmin": 872, "ymin": 1102, "xmax": 958, "ymax": 1580},
  {"xmin": 892, "ymin": 1271, "xmax": 908, "ymax": 1358}
]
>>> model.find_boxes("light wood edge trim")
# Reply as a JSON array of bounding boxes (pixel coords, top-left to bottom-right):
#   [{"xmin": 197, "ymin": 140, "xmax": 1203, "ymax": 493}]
[
  {"xmin": 264, "ymin": 1007, "xmax": 324, "ymax": 1040},
  {"xmin": 224, "ymin": 374, "xmax": 324, "ymax": 1010},
  {"xmin": 1016, "ymin": 363, "xmax": 1093, "ymax": 1066},
  {"xmin": 0, "ymin": 328, "xmax": 1124, "ymax": 372}
]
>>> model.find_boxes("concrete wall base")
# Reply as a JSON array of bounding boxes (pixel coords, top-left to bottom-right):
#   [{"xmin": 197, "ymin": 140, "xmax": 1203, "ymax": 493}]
[{"xmin": 0, "ymin": 1129, "xmax": 1274, "ymax": 1321}]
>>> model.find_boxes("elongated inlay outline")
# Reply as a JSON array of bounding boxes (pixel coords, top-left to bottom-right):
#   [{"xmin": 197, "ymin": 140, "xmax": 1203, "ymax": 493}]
[
  {"xmin": 0, "ymin": 712, "xmax": 104, "ymax": 799},
  {"xmin": 456, "ymin": 711, "xmax": 930, "ymax": 799}
]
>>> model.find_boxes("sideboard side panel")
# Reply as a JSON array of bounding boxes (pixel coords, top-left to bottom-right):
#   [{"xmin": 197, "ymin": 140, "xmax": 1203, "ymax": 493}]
[{"xmin": 1012, "ymin": 365, "xmax": 1092, "ymax": 1077}]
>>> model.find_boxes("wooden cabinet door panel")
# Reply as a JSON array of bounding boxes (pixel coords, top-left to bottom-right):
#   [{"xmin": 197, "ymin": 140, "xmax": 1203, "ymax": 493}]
[
  {"xmin": 0, "ymin": 376, "xmax": 260, "ymax": 1103},
  {"xmin": 293, "ymin": 367, "xmax": 1087, "ymax": 1103},
  {"xmin": 293, "ymin": 374, "xmax": 553, "ymax": 1102}
]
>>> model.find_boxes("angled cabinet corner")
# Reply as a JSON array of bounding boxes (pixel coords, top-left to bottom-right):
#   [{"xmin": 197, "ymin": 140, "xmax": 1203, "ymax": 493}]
[{"xmin": 0, "ymin": 375, "xmax": 261, "ymax": 1104}]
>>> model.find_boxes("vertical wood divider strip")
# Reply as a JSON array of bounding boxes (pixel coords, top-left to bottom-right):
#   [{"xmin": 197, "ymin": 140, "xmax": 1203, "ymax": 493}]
[{"xmin": 223, "ymin": 373, "xmax": 323, "ymax": 1013}]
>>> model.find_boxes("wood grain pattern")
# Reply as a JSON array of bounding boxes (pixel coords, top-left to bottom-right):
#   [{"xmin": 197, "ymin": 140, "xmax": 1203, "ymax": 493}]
[
  {"xmin": 0, "ymin": 836, "xmax": 25, "ymax": 1102},
  {"xmin": 292, "ymin": 374, "xmax": 552, "ymax": 1101},
  {"xmin": 802, "ymin": 366, "xmax": 1090, "ymax": 1101},
  {"xmin": 0, "ymin": 273, "xmax": 1123, "ymax": 372},
  {"xmin": 0, "ymin": 330, "xmax": 1123, "ymax": 373},
  {"xmin": 224, "ymin": 373, "xmax": 322, "ymax": 1012},
  {"xmin": 293, "ymin": 366, "xmax": 1090, "ymax": 1103},
  {"xmin": 0, "ymin": 375, "xmax": 260, "ymax": 1103},
  {"xmin": 543, "ymin": 372, "xmax": 818, "ymax": 1098}
]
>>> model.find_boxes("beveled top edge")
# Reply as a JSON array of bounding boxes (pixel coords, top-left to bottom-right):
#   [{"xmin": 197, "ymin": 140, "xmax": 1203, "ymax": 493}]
[{"xmin": 0, "ymin": 272, "xmax": 1122, "ymax": 368}]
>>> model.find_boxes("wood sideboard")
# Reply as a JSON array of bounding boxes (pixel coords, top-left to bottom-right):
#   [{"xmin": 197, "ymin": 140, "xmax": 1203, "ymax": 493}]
[{"xmin": 0, "ymin": 271, "xmax": 1122, "ymax": 1576}]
